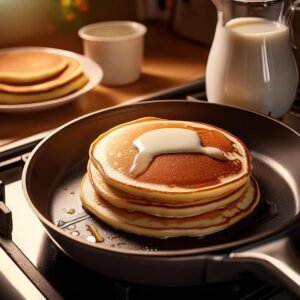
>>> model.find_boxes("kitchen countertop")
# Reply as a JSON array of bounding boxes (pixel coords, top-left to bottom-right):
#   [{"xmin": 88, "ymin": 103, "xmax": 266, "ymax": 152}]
[{"xmin": 0, "ymin": 20, "xmax": 209, "ymax": 150}]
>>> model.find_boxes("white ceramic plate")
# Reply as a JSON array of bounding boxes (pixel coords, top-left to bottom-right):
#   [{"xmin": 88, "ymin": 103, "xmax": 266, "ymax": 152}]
[{"xmin": 0, "ymin": 47, "xmax": 103, "ymax": 113}]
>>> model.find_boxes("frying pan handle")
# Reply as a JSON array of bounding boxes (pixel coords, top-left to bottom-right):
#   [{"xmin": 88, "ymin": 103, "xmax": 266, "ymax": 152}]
[{"xmin": 229, "ymin": 224, "xmax": 300, "ymax": 297}]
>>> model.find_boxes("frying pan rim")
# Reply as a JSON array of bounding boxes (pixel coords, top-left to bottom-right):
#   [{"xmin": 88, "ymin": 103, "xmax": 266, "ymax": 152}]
[{"xmin": 22, "ymin": 100, "xmax": 300, "ymax": 257}]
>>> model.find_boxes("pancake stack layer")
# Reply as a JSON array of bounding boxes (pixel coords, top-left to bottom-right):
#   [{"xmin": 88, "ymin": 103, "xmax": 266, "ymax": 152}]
[
  {"xmin": 0, "ymin": 50, "xmax": 88, "ymax": 104},
  {"xmin": 80, "ymin": 117, "xmax": 260, "ymax": 239}
]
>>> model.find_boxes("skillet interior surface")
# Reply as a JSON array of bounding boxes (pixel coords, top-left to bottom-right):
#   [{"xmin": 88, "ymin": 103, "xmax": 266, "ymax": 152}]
[{"xmin": 24, "ymin": 100, "xmax": 300, "ymax": 256}]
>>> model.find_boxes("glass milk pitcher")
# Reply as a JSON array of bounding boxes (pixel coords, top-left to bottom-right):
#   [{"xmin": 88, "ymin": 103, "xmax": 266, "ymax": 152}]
[{"xmin": 206, "ymin": 0, "xmax": 299, "ymax": 118}]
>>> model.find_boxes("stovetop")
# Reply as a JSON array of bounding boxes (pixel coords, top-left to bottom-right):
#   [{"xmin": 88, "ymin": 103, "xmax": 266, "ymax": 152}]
[{"xmin": 1, "ymin": 79, "xmax": 299, "ymax": 300}]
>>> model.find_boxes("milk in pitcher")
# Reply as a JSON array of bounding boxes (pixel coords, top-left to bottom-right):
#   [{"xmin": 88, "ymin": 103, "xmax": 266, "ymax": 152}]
[{"xmin": 206, "ymin": 17, "xmax": 298, "ymax": 118}]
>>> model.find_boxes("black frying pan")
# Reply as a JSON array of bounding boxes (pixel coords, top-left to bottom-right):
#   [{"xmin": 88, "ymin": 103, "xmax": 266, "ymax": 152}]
[{"xmin": 22, "ymin": 100, "xmax": 300, "ymax": 295}]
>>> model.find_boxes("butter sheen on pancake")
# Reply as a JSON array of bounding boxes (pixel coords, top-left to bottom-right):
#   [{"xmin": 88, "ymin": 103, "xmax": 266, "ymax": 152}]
[
  {"xmin": 90, "ymin": 118, "xmax": 251, "ymax": 202},
  {"xmin": 79, "ymin": 118, "xmax": 260, "ymax": 239},
  {"xmin": 0, "ymin": 51, "xmax": 68, "ymax": 84}
]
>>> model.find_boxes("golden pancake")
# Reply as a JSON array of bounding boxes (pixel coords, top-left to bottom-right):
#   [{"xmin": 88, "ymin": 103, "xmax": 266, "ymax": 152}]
[
  {"xmin": 0, "ymin": 51, "xmax": 68, "ymax": 84},
  {"xmin": 80, "ymin": 174, "xmax": 260, "ymax": 238},
  {"xmin": 88, "ymin": 160, "xmax": 250, "ymax": 218},
  {"xmin": 0, "ymin": 57, "xmax": 82, "ymax": 93},
  {"xmin": 90, "ymin": 118, "xmax": 251, "ymax": 203},
  {"xmin": 0, "ymin": 73, "xmax": 88, "ymax": 104},
  {"xmin": 80, "ymin": 118, "xmax": 259, "ymax": 239}
]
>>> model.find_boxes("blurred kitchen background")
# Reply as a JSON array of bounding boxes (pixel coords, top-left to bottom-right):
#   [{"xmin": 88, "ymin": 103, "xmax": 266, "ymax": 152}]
[
  {"xmin": 1, "ymin": 0, "xmax": 300, "ymax": 67},
  {"xmin": 0, "ymin": 0, "xmax": 217, "ymax": 46}
]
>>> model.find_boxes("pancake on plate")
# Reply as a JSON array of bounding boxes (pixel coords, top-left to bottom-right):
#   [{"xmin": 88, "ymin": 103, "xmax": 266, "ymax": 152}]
[
  {"xmin": 80, "ymin": 117, "xmax": 260, "ymax": 238},
  {"xmin": 0, "ymin": 57, "xmax": 82, "ymax": 93},
  {"xmin": 0, "ymin": 73, "xmax": 88, "ymax": 104},
  {"xmin": 0, "ymin": 51, "xmax": 68, "ymax": 84},
  {"xmin": 0, "ymin": 51, "xmax": 89, "ymax": 104}
]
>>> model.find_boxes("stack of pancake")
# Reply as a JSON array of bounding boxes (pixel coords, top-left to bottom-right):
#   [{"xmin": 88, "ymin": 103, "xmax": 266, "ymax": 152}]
[
  {"xmin": 80, "ymin": 117, "xmax": 260, "ymax": 239},
  {"xmin": 0, "ymin": 50, "xmax": 88, "ymax": 104}
]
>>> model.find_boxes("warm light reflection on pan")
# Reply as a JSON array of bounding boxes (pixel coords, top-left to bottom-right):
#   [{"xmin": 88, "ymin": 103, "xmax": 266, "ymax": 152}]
[
  {"xmin": 5, "ymin": 181, "xmax": 46, "ymax": 266},
  {"xmin": 0, "ymin": 248, "xmax": 44, "ymax": 299}
]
